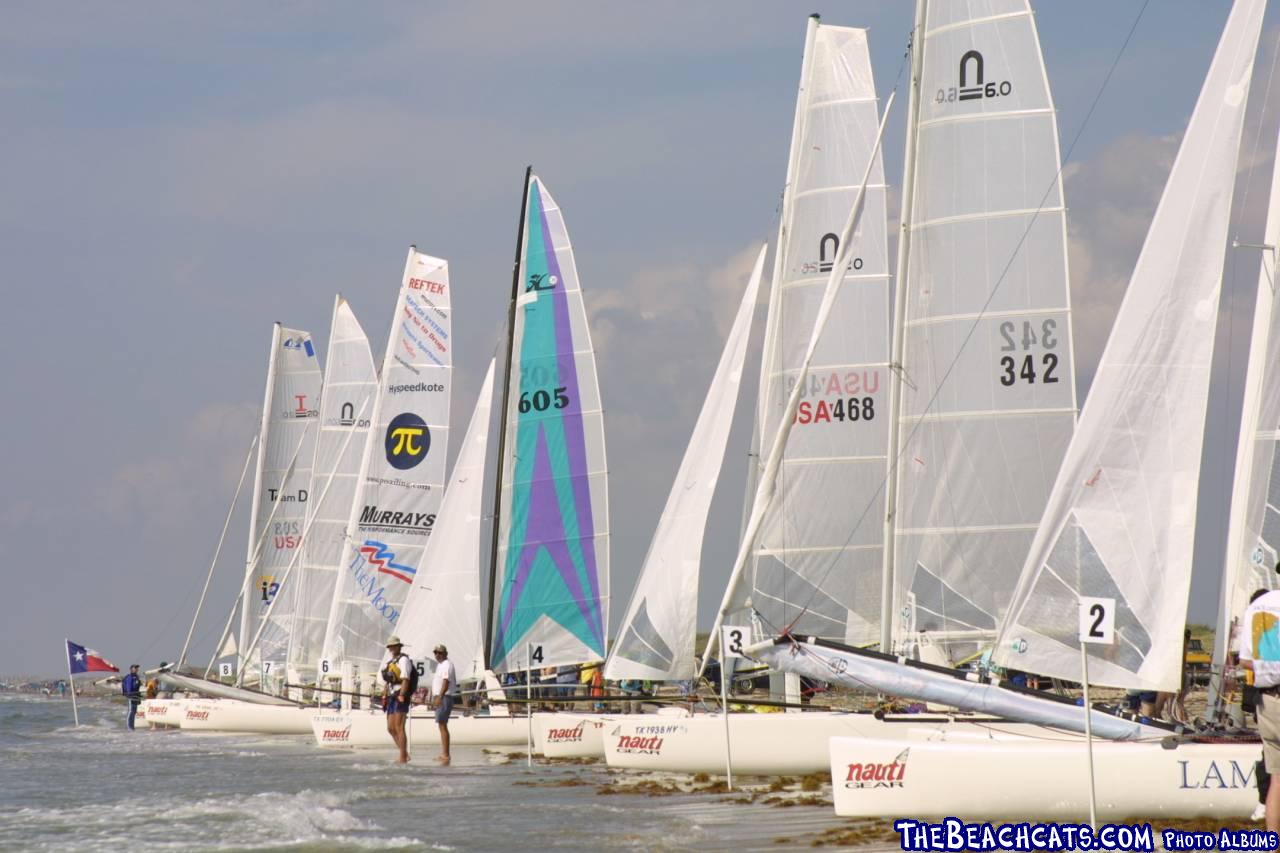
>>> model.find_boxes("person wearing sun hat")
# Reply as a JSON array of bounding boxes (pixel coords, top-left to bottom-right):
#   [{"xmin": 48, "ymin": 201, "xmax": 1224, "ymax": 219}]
[
  {"xmin": 381, "ymin": 635, "xmax": 414, "ymax": 764},
  {"xmin": 430, "ymin": 643, "xmax": 457, "ymax": 764}
]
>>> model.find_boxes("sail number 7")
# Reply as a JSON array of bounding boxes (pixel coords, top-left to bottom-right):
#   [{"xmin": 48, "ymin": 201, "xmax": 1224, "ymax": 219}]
[{"xmin": 998, "ymin": 318, "xmax": 1059, "ymax": 387}]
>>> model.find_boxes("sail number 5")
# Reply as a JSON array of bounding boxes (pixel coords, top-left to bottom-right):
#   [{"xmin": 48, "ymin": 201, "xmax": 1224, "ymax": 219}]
[{"xmin": 998, "ymin": 318, "xmax": 1059, "ymax": 387}]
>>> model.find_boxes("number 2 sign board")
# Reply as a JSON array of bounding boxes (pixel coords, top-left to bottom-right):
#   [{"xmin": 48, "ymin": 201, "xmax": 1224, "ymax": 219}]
[{"xmin": 1078, "ymin": 597, "xmax": 1116, "ymax": 646}]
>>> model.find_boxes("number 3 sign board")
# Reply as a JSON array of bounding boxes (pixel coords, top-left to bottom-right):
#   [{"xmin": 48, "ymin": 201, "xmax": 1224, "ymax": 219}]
[
  {"xmin": 722, "ymin": 625, "xmax": 750, "ymax": 659},
  {"xmin": 1078, "ymin": 597, "xmax": 1116, "ymax": 646}
]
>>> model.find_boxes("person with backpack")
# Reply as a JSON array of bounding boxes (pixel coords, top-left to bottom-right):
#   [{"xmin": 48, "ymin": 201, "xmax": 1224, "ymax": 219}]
[
  {"xmin": 381, "ymin": 636, "xmax": 416, "ymax": 763},
  {"xmin": 121, "ymin": 664, "xmax": 143, "ymax": 730}
]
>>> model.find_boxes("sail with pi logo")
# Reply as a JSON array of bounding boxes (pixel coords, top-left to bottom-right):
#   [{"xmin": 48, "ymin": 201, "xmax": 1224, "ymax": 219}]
[
  {"xmin": 489, "ymin": 174, "xmax": 609, "ymax": 674},
  {"xmin": 320, "ymin": 249, "xmax": 452, "ymax": 676}
]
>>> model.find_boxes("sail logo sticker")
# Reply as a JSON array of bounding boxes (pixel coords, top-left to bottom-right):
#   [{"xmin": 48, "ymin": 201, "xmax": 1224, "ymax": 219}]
[
  {"xmin": 359, "ymin": 540, "xmax": 416, "ymax": 584},
  {"xmin": 287, "ymin": 394, "xmax": 318, "ymax": 419},
  {"xmin": 527, "ymin": 272, "xmax": 558, "ymax": 292},
  {"xmin": 282, "ymin": 337, "xmax": 316, "ymax": 358},
  {"xmin": 800, "ymin": 232, "xmax": 864, "ymax": 275},
  {"xmin": 385, "ymin": 413, "xmax": 429, "ymax": 469},
  {"xmin": 844, "ymin": 753, "xmax": 907, "ymax": 789},
  {"xmin": 259, "ymin": 576, "xmax": 280, "ymax": 604},
  {"xmin": 935, "ymin": 49, "xmax": 1012, "ymax": 105},
  {"xmin": 334, "ymin": 402, "xmax": 370, "ymax": 429}
]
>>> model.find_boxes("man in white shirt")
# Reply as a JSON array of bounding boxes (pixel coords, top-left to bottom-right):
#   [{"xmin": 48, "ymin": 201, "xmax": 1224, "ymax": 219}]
[
  {"xmin": 431, "ymin": 643, "xmax": 458, "ymax": 764},
  {"xmin": 1238, "ymin": 588, "xmax": 1280, "ymax": 831},
  {"xmin": 381, "ymin": 636, "xmax": 414, "ymax": 764}
]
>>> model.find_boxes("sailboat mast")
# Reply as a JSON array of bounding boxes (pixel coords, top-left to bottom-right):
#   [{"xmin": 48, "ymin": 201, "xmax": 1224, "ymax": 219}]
[
  {"xmin": 485, "ymin": 165, "xmax": 534, "ymax": 664},
  {"xmin": 879, "ymin": 0, "xmax": 928, "ymax": 655},
  {"xmin": 238, "ymin": 323, "xmax": 282, "ymax": 670}
]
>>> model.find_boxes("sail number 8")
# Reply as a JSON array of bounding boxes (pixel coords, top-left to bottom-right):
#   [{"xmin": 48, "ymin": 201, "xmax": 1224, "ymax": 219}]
[
  {"xmin": 998, "ymin": 318, "xmax": 1059, "ymax": 387},
  {"xmin": 518, "ymin": 387, "xmax": 570, "ymax": 413}
]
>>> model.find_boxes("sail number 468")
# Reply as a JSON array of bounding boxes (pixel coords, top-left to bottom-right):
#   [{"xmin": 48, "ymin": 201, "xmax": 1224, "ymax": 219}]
[{"xmin": 998, "ymin": 319, "xmax": 1059, "ymax": 387}]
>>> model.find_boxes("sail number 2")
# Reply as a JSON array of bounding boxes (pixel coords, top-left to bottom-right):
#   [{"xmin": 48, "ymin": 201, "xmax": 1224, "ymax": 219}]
[{"xmin": 998, "ymin": 319, "xmax": 1059, "ymax": 387}]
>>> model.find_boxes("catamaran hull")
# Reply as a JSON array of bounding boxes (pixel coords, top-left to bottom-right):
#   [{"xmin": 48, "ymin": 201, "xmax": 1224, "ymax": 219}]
[
  {"xmin": 178, "ymin": 699, "xmax": 315, "ymax": 734},
  {"xmin": 534, "ymin": 711, "xmax": 694, "ymax": 758},
  {"xmin": 829, "ymin": 736, "xmax": 1261, "ymax": 819},
  {"xmin": 141, "ymin": 698, "xmax": 185, "ymax": 728},
  {"xmin": 603, "ymin": 711, "xmax": 1060, "ymax": 776},
  {"xmin": 312, "ymin": 710, "xmax": 531, "ymax": 749}
]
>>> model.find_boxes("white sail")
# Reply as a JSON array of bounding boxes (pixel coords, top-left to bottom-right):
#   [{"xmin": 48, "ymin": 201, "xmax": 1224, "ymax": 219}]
[
  {"xmin": 1215, "ymin": 120, "xmax": 1280, "ymax": 685},
  {"xmin": 995, "ymin": 0, "xmax": 1265, "ymax": 691},
  {"xmin": 605, "ymin": 246, "xmax": 765, "ymax": 682},
  {"xmin": 725, "ymin": 20, "xmax": 891, "ymax": 645},
  {"xmin": 322, "ymin": 249, "xmax": 453, "ymax": 674},
  {"xmin": 489, "ymin": 173, "xmax": 610, "ymax": 674},
  {"xmin": 281, "ymin": 297, "xmax": 378, "ymax": 679},
  {"xmin": 239, "ymin": 324, "xmax": 322, "ymax": 670},
  {"xmin": 396, "ymin": 360, "xmax": 496, "ymax": 684},
  {"xmin": 886, "ymin": 0, "xmax": 1078, "ymax": 655}
]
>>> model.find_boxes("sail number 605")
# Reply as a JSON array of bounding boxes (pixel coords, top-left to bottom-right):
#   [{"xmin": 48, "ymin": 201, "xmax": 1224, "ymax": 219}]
[
  {"xmin": 998, "ymin": 319, "xmax": 1059, "ymax": 387},
  {"xmin": 519, "ymin": 387, "xmax": 570, "ymax": 413}
]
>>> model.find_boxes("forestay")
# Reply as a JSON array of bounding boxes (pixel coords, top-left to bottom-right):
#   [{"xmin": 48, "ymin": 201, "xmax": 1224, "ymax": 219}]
[
  {"xmin": 322, "ymin": 249, "xmax": 452, "ymax": 675},
  {"xmin": 726, "ymin": 21, "xmax": 891, "ymax": 644},
  {"xmin": 605, "ymin": 246, "xmax": 765, "ymax": 682},
  {"xmin": 240, "ymin": 324, "xmax": 322, "ymax": 672},
  {"xmin": 396, "ymin": 360, "xmax": 495, "ymax": 683},
  {"xmin": 995, "ymin": 0, "xmax": 1264, "ymax": 692},
  {"xmin": 282, "ymin": 297, "xmax": 378, "ymax": 680},
  {"xmin": 490, "ymin": 175, "xmax": 610, "ymax": 674},
  {"xmin": 888, "ymin": 0, "xmax": 1077, "ymax": 653},
  {"xmin": 1216, "ymin": 120, "xmax": 1280, "ymax": 679}
]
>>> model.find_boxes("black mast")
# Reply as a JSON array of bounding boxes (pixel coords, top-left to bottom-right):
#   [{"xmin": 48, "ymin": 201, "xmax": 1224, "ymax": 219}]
[{"xmin": 484, "ymin": 165, "xmax": 534, "ymax": 665}]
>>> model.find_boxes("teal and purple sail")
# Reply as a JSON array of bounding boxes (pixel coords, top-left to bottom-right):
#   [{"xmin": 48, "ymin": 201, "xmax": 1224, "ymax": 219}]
[{"xmin": 490, "ymin": 174, "xmax": 610, "ymax": 673}]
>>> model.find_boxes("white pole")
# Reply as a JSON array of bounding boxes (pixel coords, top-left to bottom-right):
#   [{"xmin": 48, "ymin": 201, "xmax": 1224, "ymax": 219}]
[
  {"xmin": 721, "ymin": 663, "xmax": 733, "ymax": 790},
  {"xmin": 1081, "ymin": 645, "xmax": 1098, "ymax": 830},
  {"xmin": 65, "ymin": 640, "xmax": 79, "ymax": 727},
  {"xmin": 178, "ymin": 434, "xmax": 257, "ymax": 670},
  {"xmin": 881, "ymin": 0, "xmax": 929, "ymax": 655},
  {"xmin": 527, "ymin": 643, "xmax": 534, "ymax": 768}
]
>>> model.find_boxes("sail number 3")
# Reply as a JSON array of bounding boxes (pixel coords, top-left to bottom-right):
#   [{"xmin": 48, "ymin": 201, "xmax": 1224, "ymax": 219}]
[{"xmin": 998, "ymin": 318, "xmax": 1059, "ymax": 387}]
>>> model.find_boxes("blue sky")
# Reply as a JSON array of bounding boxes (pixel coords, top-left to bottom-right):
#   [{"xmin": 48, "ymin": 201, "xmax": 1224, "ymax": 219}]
[{"xmin": 0, "ymin": 2, "xmax": 1273, "ymax": 673}]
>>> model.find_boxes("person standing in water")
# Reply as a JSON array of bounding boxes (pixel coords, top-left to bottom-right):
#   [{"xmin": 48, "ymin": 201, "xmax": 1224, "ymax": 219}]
[
  {"xmin": 121, "ymin": 665, "xmax": 143, "ymax": 731},
  {"xmin": 430, "ymin": 644, "xmax": 457, "ymax": 764},
  {"xmin": 381, "ymin": 637, "xmax": 414, "ymax": 764}
]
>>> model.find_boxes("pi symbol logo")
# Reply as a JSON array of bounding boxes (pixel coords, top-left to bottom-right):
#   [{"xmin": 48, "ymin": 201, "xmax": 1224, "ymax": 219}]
[{"xmin": 385, "ymin": 413, "xmax": 429, "ymax": 469}]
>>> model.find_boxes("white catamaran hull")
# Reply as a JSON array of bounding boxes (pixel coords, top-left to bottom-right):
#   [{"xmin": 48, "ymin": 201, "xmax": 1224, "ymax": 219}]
[
  {"xmin": 534, "ymin": 710, "xmax": 692, "ymax": 759},
  {"xmin": 178, "ymin": 699, "xmax": 316, "ymax": 734},
  {"xmin": 830, "ymin": 736, "xmax": 1261, "ymax": 819},
  {"xmin": 141, "ymin": 698, "xmax": 185, "ymax": 728},
  {"xmin": 312, "ymin": 709, "xmax": 531, "ymax": 749},
  {"xmin": 603, "ymin": 711, "xmax": 1066, "ymax": 776}
]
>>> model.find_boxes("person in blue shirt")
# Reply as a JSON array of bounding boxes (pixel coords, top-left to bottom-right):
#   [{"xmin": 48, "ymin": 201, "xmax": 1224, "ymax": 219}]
[{"xmin": 121, "ymin": 665, "xmax": 143, "ymax": 730}]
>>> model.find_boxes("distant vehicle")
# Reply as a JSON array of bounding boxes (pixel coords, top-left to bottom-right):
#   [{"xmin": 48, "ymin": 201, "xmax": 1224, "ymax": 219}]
[{"xmin": 1186, "ymin": 637, "xmax": 1212, "ymax": 684}]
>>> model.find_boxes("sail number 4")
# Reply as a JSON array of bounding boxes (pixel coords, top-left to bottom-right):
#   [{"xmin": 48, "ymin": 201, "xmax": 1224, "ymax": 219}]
[{"xmin": 998, "ymin": 319, "xmax": 1059, "ymax": 387}]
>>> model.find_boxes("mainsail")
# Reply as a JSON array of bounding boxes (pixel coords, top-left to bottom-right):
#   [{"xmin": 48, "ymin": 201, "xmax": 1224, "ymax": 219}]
[
  {"xmin": 489, "ymin": 173, "xmax": 610, "ymax": 674},
  {"xmin": 238, "ymin": 324, "xmax": 322, "ymax": 672},
  {"xmin": 725, "ymin": 19, "xmax": 891, "ymax": 644},
  {"xmin": 884, "ymin": 0, "xmax": 1078, "ymax": 655},
  {"xmin": 395, "ymin": 361, "xmax": 496, "ymax": 683},
  {"xmin": 282, "ymin": 297, "xmax": 378, "ymax": 680},
  {"xmin": 322, "ymin": 249, "xmax": 453, "ymax": 675},
  {"xmin": 605, "ymin": 246, "xmax": 765, "ymax": 682},
  {"xmin": 1215, "ymin": 120, "xmax": 1280, "ymax": 686},
  {"xmin": 995, "ymin": 0, "xmax": 1264, "ymax": 692}
]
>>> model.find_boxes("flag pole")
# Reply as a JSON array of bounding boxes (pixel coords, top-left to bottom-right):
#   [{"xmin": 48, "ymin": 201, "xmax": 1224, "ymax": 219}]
[{"xmin": 65, "ymin": 639, "xmax": 80, "ymax": 727}]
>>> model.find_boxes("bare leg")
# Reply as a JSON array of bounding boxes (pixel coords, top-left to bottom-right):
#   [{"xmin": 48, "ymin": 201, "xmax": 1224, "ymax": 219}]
[
  {"xmin": 438, "ymin": 722, "xmax": 451, "ymax": 763},
  {"xmin": 390, "ymin": 713, "xmax": 409, "ymax": 763},
  {"xmin": 1267, "ymin": 768, "xmax": 1280, "ymax": 833}
]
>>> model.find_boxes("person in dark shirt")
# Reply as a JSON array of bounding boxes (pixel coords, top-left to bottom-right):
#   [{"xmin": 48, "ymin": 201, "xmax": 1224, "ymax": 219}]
[{"xmin": 121, "ymin": 665, "xmax": 143, "ymax": 731}]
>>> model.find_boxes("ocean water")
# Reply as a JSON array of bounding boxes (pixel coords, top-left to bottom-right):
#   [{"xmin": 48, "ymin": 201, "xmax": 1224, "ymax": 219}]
[{"xmin": 0, "ymin": 695, "xmax": 862, "ymax": 852}]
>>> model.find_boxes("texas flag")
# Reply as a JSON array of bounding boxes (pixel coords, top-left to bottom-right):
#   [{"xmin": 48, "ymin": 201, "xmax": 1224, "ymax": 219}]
[{"xmin": 66, "ymin": 640, "xmax": 119, "ymax": 674}]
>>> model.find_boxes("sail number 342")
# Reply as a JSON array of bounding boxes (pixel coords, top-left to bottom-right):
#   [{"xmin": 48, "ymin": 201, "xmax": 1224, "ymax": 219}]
[{"xmin": 998, "ymin": 319, "xmax": 1059, "ymax": 387}]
